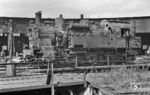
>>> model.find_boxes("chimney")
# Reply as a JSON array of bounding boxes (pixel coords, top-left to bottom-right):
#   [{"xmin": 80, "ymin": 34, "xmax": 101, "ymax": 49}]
[
  {"xmin": 35, "ymin": 11, "xmax": 42, "ymax": 25},
  {"xmin": 80, "ymin": 14, "xmax": 84, "ymax": 19},
  {"xmin": 60, "ymin": 14, "xmax": 63, "ymax": 18}
]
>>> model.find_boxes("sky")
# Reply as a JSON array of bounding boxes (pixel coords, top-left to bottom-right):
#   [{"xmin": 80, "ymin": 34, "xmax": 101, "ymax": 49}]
[{"xmin": 0, "ymin": 0, "xmax": 150, "ymax": 18}]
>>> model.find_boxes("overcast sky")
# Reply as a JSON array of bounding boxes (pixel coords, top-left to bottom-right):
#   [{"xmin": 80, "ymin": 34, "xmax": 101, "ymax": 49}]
[{"xmin": 0, "ymin": 0, "xmax": 150, "ymax": 18}]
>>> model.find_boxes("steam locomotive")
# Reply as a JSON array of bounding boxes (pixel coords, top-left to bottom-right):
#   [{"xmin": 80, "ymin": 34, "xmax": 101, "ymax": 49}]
[{"xmin": 27, "ymin": 12, "xmax": 141, "ymax": 67}]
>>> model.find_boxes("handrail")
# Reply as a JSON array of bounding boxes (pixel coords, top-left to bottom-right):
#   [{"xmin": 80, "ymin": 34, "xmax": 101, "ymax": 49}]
[
  {"xmin": 0, "ymin": 61, "xmax": 50, "ymax": 65},
  {"xmin": 0, "ymin": 59, "xmax": 143, "ymax": 66}
]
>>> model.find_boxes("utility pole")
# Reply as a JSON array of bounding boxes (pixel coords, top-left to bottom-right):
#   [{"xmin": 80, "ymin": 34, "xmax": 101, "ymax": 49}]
[
  {"xmin": 8, "ymin": 20, "xmax": 13, "ymax": 60},
  {"xmin": 46, "ymin": 60, "xmax": 54, "ymax": 95},
  {"xmin": 6, "ymin": 19, "xmax": 16, "ymax": 77}
]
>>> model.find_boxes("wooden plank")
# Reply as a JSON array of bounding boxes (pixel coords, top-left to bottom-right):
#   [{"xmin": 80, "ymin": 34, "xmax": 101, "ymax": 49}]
[
  {"xmin": 0, "ymin": 81, "xmax": 84, "ymax": 93},
  {"xmin": 0, "ymin": 73, "xmax": 84, "ymax": 93}
]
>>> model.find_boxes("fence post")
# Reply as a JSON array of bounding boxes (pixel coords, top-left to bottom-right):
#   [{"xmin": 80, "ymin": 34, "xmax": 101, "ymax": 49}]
[
  {"xmin": 46, "ymin": 62, "xmax": 51, "ymax": 85},
  {"xmin": 107, "ymin": 53, "xmax": 110, "ymax": 66},
  {"xmin": 37, "ymin": 62, "xmax": 40, "ymax": 73},
  {"xmin": 26, "ymin": 63, "xmax": 28, "ymax": 72},
  {"xmin": 51, "ymin": 61, "xmax": 54, "ymax": 95},
  {"xmin": 47, "ymin": 62, "xmax": 50, "ymax": 74},
  {"xmin": 75, "ymin": 54, "xmax": 78, "ymax": 68},
  {"xmin": 83, "ymin": 72, "xmax": 87, "ymax": 88},
  {"xmin": 6, "ymin": 61, "xmax": 16, "ymax": 77}
]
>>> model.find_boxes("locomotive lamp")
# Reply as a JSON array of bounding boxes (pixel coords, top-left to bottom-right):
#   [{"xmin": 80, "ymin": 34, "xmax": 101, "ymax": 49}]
[{"xmin": 143, "ymin": 45, "xmax": 148, "ymax": 55}]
